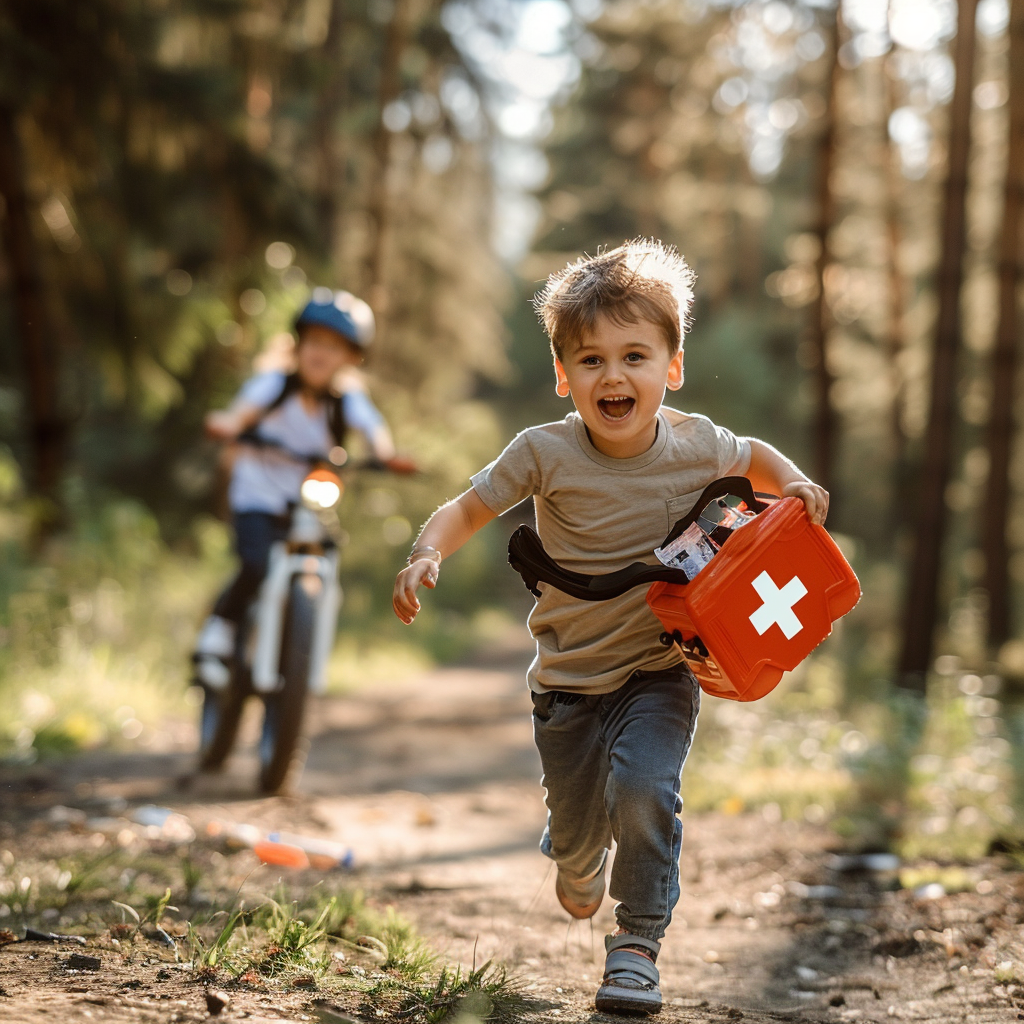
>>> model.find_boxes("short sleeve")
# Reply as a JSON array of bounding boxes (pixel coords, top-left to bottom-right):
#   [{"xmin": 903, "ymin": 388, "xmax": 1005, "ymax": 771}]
[
  {"xmin": 342, "ymin": 389, "xmax": 385, "ymax": 437},
  {"xmin": 470, "ymin": 430, "xmax": 542, "ymax": 514},
  {"xmin": 238, "ymin": 371, "xmax": 287, "ymax": 407},
  {"xmin": 716, "ymin": 424, "xmax": 751, "ymax": 477}
]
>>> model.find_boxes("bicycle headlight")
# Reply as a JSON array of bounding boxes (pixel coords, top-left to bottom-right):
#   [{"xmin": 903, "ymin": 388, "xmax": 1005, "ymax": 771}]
[{"xmin": 301, "ymin": 468, "xmax": 343, "ymax": 510}]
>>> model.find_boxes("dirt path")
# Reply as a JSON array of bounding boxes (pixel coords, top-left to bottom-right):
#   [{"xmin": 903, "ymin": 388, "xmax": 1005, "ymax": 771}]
[{"xmin": 1, "ymin": 651, "xmax": 1023, "ymax": 1022}]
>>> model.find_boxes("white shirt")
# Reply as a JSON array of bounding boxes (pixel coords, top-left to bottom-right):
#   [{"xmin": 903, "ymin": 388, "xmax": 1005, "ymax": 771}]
[{"xmin": 228, "ymin": 372, "xmax": 383, "ymax": 514}]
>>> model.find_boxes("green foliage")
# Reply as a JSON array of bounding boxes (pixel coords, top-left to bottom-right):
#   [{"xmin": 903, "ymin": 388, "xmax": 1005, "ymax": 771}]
[
  {"xmin": 0, "ymin": 490, "xmax": 227, "ymax": 759},
  {"xmin": 0, "ymin": 0, "xmax": 508, "ymax": 539}
]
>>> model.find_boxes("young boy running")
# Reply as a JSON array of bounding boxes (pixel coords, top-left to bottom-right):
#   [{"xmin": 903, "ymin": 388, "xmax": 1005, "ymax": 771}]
[{"xmin": 392, "ymin": 240, "xmax": 827, "ymax": 1015}]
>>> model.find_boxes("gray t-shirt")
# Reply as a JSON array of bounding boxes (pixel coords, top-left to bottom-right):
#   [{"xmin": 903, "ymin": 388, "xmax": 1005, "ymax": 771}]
[{"xmin": 471, "ymin": 408, "xmax": 750, "ymax": 695}]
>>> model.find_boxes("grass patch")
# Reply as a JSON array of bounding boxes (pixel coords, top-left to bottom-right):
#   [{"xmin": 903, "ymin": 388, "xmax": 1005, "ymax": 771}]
[
  {"xmin": 171, "ymin": 881, "xmax": 527, "ymax": 1017},
  {"xmin": 365, "ymin": 957, "xmax": 525, "ymax": 1024},
  {"xmin": 4, "ymin": 842, "xmax": 525, "ymax": 1022}
]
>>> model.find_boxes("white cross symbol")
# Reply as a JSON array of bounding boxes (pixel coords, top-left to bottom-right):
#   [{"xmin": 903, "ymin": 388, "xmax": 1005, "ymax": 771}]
[{"xmin": 749, "ymin": 571, "xmax": 807, "ymax": 640}]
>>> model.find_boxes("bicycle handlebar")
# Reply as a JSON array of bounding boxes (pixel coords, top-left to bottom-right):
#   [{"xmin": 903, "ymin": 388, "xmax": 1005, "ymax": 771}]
[{"xmin": 236, "ymin": 431, "xmax": 389, "ymax": 473}]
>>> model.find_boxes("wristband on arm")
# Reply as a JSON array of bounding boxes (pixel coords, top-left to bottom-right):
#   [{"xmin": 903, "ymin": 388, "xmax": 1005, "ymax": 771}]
[{"xmin": 407, "ymin": 545, "xmax": 442, "ymax": 567}]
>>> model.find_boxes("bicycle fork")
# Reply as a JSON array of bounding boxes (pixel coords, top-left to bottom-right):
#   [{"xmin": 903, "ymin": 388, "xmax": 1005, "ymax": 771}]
[{"xmin": 251, "ymin": 545, "xmax": 341, "ymax": 695}]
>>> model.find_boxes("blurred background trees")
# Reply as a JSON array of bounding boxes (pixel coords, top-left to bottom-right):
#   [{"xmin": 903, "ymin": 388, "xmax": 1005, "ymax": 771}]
[
  {"xmin": 0, "ymin": 0, "xmax": 507, "ymax": 527},
  {"xmin": 1, "ymin": 0, "xmax": 1023, "ymax": 855}
]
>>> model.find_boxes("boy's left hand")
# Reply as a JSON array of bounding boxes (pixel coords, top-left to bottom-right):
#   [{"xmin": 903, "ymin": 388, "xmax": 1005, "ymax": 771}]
[
  {"xmin": 782, "ymin": 480, "xmax": 829, "ymax": 526},
  {"xmin": 386, "ymin": 455, "xmax": 418, "ymax": 475}
]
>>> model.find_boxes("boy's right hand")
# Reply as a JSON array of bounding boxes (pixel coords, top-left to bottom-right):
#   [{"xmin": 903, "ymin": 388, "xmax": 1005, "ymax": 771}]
[
  {"xmin": 205, "ymin": 410, "xmax": 242, "ymax": 441},
  {"xmin": 393, "ymin": 558, "xmax": 439, "ymax": 624}
]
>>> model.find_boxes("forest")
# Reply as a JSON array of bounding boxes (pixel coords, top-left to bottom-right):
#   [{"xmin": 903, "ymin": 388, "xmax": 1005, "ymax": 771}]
[{"xmin": 1, "ymin": 0, "xmax": 1024, "ymax": 1019}]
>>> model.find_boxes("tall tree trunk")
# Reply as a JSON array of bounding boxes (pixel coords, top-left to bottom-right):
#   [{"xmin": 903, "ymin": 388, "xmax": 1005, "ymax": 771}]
[
  {"xmin": 0, "ymin": 104, "xmax": 64, "ymax": 507},
  {"xmin": 897, "ymin": 0, "xmax": 979, "ymax": 689},
  {"xmin": 982, "ymin": 0, "xmax": 1024, "ymax": 649},
  {"xmin": 883, "ymin": 38, "xmax": 910, "ymax": 536},
  {"xmin": 365, "ymin": 0, "xmax": 411, "ymax": 340},
  {"xmin": 808, "ymin": 8, "xmax": 843, "ymax": 501},
  {"xmin": 313, "ymin": 0, "xmax": 348, "ymax": 262}
]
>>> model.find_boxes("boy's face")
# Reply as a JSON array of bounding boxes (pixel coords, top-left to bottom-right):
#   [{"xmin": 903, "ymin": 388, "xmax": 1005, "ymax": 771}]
[
  {"xmin": 296, "ymin": 323, "xmax": 362, "ymax": 391},
  {"xmin": 553, "ymin": 313, "xmax": 683, "ymax": 460}
]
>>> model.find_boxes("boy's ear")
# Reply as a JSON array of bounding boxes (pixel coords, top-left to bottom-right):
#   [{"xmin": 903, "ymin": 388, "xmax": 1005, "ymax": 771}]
[
  {"xmin": 553, "ymin": 358, "xmax": 571, "ymax": 398},
  {"xmin": 666, "ymin": 349, "xmax": 684, "ymax": 391}
]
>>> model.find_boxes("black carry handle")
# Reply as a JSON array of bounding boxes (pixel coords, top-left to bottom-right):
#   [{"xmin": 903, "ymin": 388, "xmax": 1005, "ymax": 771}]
[
  {"xmin": 507, "ymin": 525, "xmax": 690, "ymax": 601},
  {"xmin": 660, "ymin": 475, "xmax": 772, "ymax": 547},
  {"xmin": 507, "ymin": 476, "xmax": 777, "ymax": 602}
]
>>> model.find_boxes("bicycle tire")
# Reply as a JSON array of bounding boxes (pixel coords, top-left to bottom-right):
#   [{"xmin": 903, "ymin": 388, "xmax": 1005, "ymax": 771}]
[
  {"xmin": 197, "ymin": 676, "xmax": 248, "ymax": 772},
  {"xmin": 257, "ymin": 573, "xmax": 318, "ymax": 793}
]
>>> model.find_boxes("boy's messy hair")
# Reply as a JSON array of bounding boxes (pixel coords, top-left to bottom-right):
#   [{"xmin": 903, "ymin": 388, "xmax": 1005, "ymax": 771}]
[{"xmin": 534, "ymin": 238, "xmax": 695, "ymax": 360}]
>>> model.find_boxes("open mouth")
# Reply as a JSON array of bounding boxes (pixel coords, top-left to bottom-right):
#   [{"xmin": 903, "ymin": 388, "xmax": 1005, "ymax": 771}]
[{"xmin": 598, "ymin": 396, "xmax": 635, "ymax": 420}]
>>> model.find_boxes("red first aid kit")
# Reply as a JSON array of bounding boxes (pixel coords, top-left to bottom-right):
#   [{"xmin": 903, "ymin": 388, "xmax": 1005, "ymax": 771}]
[
  {"xmin": 647, "ymin": 493, "xmax": 860, "ymax": 701},
  {"xmin": 507, "ymin": 476, "xmax": 861, "ymax": 704}
]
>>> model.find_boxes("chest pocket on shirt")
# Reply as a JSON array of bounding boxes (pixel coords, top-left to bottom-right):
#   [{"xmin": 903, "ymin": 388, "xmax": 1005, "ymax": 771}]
[{"xmin": 666, "ymin": 493, "xmax": 700, "ymax": 535}]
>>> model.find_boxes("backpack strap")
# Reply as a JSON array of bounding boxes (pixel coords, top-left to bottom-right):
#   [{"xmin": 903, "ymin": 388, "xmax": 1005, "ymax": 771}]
[
  {"xmin": 251, "ymin": 371, "xmax": 348, "ymax": 448},
  {"xmin": 325, "ymin": 389, "xmax": 347, "ymax": 449},
  {"xmin": 263, "ymin": 371, "xmax": 302, "ymax": 415}
]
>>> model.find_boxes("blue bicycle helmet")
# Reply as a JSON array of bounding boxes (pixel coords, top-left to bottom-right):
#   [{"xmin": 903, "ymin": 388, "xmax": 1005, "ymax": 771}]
[{"xmin": 295, "ymin": 287, "xmax": 376, "ymax": 349}]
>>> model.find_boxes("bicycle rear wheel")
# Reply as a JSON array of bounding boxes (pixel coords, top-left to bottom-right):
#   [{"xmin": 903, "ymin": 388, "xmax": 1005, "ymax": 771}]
[{"xmin": 257, "ymin": 574, "xmax": 318, "ymax": 793}]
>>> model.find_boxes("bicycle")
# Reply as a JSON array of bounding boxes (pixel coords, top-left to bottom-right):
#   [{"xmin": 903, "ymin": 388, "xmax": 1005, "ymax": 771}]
[{"xmin": 196, "ymin": 436, "xmax": 394, "ymax": 793}]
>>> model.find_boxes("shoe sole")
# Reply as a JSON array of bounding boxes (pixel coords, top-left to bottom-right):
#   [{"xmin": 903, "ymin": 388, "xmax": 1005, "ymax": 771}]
[
  {"xmin": 555, "ymin": 873, "xmax": 604, "ymax": 920},
  {"xmin": 595, "ymin": 991, "xmax": 662, "ymax": 1015}
]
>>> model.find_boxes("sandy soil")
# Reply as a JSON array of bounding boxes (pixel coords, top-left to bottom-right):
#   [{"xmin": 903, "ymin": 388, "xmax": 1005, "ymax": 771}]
[{"xmin": 1, "ymin": 647, "xmax": 1022, "ymax": 1022}]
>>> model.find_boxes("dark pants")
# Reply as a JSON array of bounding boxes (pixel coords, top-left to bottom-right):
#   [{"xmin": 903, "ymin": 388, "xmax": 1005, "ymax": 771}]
[
  {"xmin": 212, "ymin": 511, "xmax": 290, "ymax": 625},
  {"xmin": 531, "ymin": 665, "xmax": 700, "ymax": 940}
]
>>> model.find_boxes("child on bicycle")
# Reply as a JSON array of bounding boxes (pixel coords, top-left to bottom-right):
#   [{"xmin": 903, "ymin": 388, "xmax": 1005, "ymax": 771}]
[
  {"xmin": 194, "ymin": 288, "xmax": 410, "ymax": 689},
  {"xmin": 392, "ymin": 239, "xmax": 828, "ymax": 1016}
]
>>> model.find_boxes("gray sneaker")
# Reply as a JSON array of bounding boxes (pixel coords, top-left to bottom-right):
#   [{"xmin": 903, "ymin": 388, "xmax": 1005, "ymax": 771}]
[{"xmin": 595, "ymin": 932, "xmax": 662, "ymax": 1015}]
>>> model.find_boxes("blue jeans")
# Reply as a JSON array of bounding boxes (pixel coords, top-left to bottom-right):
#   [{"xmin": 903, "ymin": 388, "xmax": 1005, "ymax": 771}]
[
  {"xmin": 212, "ymin": 511, "xmax": 290, "ymax": 625},
  {"xmin": 531, "ymin": 665, "xmax": 700, "ymax": 941}
]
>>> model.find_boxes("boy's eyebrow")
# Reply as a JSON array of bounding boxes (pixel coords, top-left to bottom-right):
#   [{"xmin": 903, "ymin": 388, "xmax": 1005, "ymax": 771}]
[{"xmin": 573, "ymin": 338, "xmax": 658, "ymax": 354}]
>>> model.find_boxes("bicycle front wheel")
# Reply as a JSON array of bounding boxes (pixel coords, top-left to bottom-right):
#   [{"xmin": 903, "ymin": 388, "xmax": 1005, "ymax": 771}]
[{"xmin": 257, "ymin": 574, "xmax": 318, "ymax": 793}]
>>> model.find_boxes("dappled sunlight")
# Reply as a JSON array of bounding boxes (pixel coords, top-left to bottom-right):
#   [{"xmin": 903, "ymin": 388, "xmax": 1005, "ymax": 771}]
[{"xmin": 2, "ymin": 0, "xmax": 1024, "ymax": 1018}]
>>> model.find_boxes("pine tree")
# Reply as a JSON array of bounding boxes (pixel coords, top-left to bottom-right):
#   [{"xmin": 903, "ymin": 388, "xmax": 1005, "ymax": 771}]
[
  {"xmin": 982, "ymin": 0, "xmax": 1024, "ymax": 649},
  {"xmin": 898, "ymin": 0, "xmax": 980, "ymax": 688}
]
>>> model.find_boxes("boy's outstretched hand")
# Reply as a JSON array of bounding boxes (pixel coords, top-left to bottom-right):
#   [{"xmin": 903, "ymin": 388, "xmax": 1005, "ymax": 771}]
[
  {"xmin": 392, "ymin": 489, "xmax": 497, "ymax": 625},
  {"xmin": 393, "ymin": 558, "xmax": 439, "ymax": 624},
  {"xmin": 205, "ymin": 405, "xmax": 263, "ymax": 441},
  {"xmin": 205, "ymin": 410, "xmax": 244, "ymax": 440},
  {"xmin": 385, "ymin": 454, "xmax": 419, "ymax": 475},
  {"xmin": 782, "ymin": 480, "xmax": 829, "ymax": 526}
]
